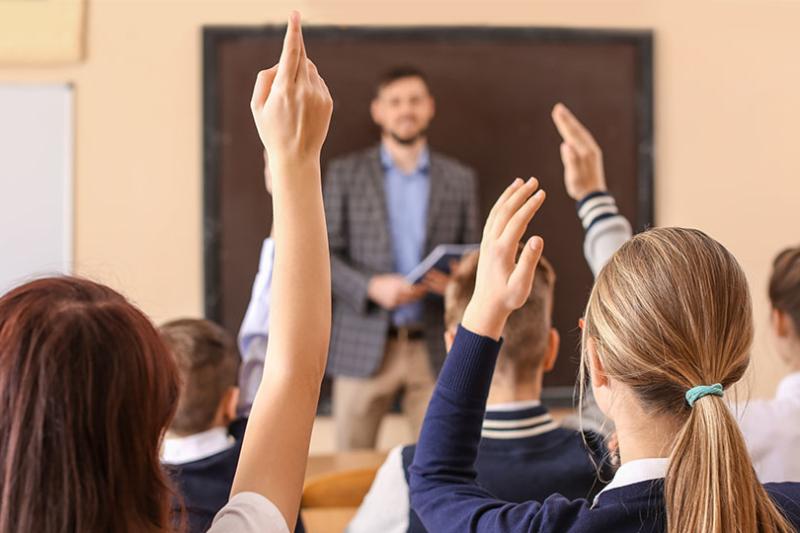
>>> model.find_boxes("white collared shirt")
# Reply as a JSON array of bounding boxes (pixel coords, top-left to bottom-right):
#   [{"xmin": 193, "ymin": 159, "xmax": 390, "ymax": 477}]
[
  {"xmin": 592, "ymin": 458, "xmax": 669, "ymax": 506},
  {"xmin": 737, "ymin": 372, "xmax": 800, "ymax": 483},
  {"xmin": 161, "ymin": 426, "xmax": 235, "ymax": 465}
]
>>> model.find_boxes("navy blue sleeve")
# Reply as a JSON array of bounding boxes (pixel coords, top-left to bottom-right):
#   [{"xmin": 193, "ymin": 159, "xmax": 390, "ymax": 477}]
[{"xmin": 408, "ymin": 325, "xmax": 579, "ymax": 532}]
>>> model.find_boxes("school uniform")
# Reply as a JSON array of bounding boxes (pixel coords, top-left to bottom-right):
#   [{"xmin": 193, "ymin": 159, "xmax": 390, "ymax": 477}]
[
  {"xmin": 348, "ymin": 403, "xmax": 610, "ymax": 533},
  {"xmin": 164, "ymin": 421, "xmax": 305, "ymax": 533},
  {"xmin": 408, "ymin": 327, "xmax": 800, "ymax": 532},
  {"xmin": 577, "ymin": 191, "xmax": 632, "ymax": 276},
  {"xmin": 738, "ymin": 372, "xmax": 800, "ymax": 482},
  {"xmin": 163, "ymin": 427, "xmax": 241, "ymax": 533}
]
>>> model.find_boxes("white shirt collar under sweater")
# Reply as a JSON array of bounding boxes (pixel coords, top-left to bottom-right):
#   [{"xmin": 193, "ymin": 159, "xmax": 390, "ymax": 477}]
[
  {"xmin": 593, "ymin": 458, "xmax": 669, "ymax": 506},
  {"xmin": 162, "ymin": 426, "xmax": 235, "ymax": 465},
  {"xmin": 485, "ymin": 399, "xmax": 541, "ymax": 411}
]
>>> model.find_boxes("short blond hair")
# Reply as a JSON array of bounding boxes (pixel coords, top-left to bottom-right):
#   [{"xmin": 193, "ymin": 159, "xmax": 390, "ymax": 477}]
[{"xmin": 445, "ymin": 248, "xmax": 556, "ymax": 376}]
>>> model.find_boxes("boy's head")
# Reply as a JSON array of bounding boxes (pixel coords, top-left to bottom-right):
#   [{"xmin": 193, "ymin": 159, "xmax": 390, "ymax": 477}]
[
  {"xmin": 768, "ymin": 245, "xmax": 800, "ymax": 366},
  {"xmin": 444, "ymin": 250, "xmax": 559, "ymax": 381},
  {"xmin": 160, "ymin": 319, "xmax": 240, "ymax": 436}
]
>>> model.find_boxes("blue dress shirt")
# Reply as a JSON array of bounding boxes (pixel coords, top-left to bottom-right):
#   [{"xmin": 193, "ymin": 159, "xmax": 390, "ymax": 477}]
[{"xmin": 380, "ymin": 145, "xmax": 430, "ymax": 327}]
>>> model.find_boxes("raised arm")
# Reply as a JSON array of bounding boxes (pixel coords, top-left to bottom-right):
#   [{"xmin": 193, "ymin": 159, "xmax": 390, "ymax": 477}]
[
  {"xmin": 229, "ymin": 11, "xmax": 333, "ymax": 527},
  {"xmin": 551, "ymin": 103, "xmax": 632, "ymax": 275},
  {"xmin": 409, "ymin": 179, "xmax": 573, "ymax": 532}
]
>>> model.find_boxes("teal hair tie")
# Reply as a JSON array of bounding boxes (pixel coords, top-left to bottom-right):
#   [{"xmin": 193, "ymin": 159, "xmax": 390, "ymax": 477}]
[{"xmin": 685, "ymin": 383, "xmax": 724, "ymax": 408}]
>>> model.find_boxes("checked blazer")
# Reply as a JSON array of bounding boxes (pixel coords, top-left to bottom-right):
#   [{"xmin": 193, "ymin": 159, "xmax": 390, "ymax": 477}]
[{"xmin": 323, "ymin": 145, "xmax": 480, "ymax": 378}]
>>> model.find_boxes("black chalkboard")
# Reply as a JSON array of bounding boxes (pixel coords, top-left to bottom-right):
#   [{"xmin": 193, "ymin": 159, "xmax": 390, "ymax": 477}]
[{"xmin": 203, "ymin": 25, "xmax": 653, "ymax": 404}]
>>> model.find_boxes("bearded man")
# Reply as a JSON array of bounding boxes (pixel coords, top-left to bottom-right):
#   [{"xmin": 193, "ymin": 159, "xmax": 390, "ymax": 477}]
[{"xmin": 323, "ymin": 67, "xmax": 480, "ymax": 450}]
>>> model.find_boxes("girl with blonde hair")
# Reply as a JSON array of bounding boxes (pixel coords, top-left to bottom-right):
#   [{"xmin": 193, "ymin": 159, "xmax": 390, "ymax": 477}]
[{"xmin": 409, "ymin": 178, "xmax": 800, "ymax": 532}]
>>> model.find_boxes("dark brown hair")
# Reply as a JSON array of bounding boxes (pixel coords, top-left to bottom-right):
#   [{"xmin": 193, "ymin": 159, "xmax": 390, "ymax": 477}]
[
  {"xmin": 445, "ymin": 249, "xmax": 556, "ymax": 377},
  {"xmin": 375, "ymin": 66, "xmax": 430, "ymax": 95},
  {"xmin": 160, "ymin": 319, "xmax": 240, "ymax": 435},
  {"xmin": 769, "ymin": 245, "xmax": 800, "ymax": 331},
  {"xmin": 0, "ymin": 277, "xmax": 180, "ymax": 533}
]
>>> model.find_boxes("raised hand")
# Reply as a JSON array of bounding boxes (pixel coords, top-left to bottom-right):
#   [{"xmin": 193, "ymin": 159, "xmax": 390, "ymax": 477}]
[
  {"xmin": 551, "ymin": 103, "xmax": 606, "ymax": 201},
  {"xmin": 461, "ymin": 178, "xmax": 545, "ymax": 339},
  {"xmin": 230, "ymin": 12, "xmax": 333, "ymax": 527},
  {"xmin": 250, "ymin": 11, "xmax": 333, "ymax": 169}
]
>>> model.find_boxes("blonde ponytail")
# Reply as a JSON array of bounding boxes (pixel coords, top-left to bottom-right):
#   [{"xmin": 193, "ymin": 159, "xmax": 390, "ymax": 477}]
[{"xmin": 582, "ymin": 228, "xmax": 793, "ymax": 533}]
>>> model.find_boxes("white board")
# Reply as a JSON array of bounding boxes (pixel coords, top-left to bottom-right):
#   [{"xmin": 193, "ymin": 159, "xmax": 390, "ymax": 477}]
[{"xmin": 0, "ymin": 84, "xmax": 73, "ymax": 295}]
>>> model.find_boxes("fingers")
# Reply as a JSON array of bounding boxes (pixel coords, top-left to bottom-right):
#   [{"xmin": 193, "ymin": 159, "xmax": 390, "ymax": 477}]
[
  {"xmin": 250, "ymin": 66, "xmax": 278, "ymax": 111},
  {"xmin": 499, "ymin": 189, "xmax": 546, "ymax": 245},
  {"xmin": 506, "ymin": 236, "xmax": 544, "ymax": 306},
  {"xmin": 559, "ymin": 142, "xmax": 578, "ymax": 170},
  {"xmin": 484, "ymin": 178, "xmax": 524, "ymax": 237},
  {"xmin": 491, "ymin": 178, "xmax": 540, "ymax": 239},
  {"xmin": 275, "ymin": 11, "xmax": 303, "ymax": 85},
  {"xmin": 398, "ymin": 285, "xmax": 426, "ymax": 305},
  {"xmin": 552, "ymin": 103, "xmax": 597, "ymax": 156},
  {"xmin": 422, "ymin": 270, "xmax": 450, "ymax": 295}
]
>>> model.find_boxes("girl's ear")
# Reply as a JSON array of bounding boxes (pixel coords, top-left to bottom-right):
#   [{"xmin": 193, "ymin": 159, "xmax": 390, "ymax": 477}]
[
  {"xmin": 587, "ymin": 337, "xmax": 609, "ymax": 389},
  {"xmin": 772, "ymin": 308, "xmax": 791, "ymax": 338}
]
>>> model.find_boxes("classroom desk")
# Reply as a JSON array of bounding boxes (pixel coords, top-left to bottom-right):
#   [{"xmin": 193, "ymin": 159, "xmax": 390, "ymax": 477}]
[
  {"xmin": 305, "ymin": 449, "xmax": 388, "ymax": 481},
  {"xmin": 302, "ymin": 450, "xmax": 388, "ymax": 533}
]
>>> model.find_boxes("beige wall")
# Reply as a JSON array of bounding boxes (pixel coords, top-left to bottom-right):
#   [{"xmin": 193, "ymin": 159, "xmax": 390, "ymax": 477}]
[{"xmin": 1, "ymin": 0, "xmax": 798, "ymax": 398}]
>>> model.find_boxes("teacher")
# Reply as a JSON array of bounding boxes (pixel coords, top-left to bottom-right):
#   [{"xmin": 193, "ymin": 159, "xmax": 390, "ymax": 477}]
[{"xmin": 323, "ymin": 66, "xmax": 480, "ymax": 450}]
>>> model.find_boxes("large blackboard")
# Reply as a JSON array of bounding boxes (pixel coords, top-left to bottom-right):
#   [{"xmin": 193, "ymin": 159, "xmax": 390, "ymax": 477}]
[{"xmin": 203, "ymin": 26, "xmax": 653, "ymax": 403}]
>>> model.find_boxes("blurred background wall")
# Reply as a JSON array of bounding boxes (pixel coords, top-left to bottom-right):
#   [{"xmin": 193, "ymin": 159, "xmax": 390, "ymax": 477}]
[{"xmin": 1, "ymin": 0, "xmax": 798, "ymax": 398}]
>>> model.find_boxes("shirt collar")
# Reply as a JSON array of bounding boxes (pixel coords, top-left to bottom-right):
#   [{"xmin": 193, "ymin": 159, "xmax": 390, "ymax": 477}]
[
  {"xmin": 486, "ymin": 400, "xmax": 541, "ymax": 412},
  {"xmin": 776, "ymin": 372, "xmax": 800, "ymax": 403},
  {"xmin": 379, "ymin": 143, "xmax": 430, "ymax": 174},
  {"xmin": 593, "ymin": 457, "xmax": 669, "ymax": 506},
  {"xmin": 481, "ymin": 401, "xmax": 557, "ymax": 440},
  {"xmin": 162, "ymin": 426, "xmax": 235, "ymax": 465}
]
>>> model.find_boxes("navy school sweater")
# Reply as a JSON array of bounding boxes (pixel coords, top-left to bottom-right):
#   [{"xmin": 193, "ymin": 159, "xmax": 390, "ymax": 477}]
[
  {"xmin": 400, "ymin": 404, "xmax": 612, "ymax": 533},
  {"xmin": 166, "ymin": 418, "xmax": 305, "ymax": 533},
  {"xmin": 408, "ymin": 326, "xmax": 800, "ymax": 532}
]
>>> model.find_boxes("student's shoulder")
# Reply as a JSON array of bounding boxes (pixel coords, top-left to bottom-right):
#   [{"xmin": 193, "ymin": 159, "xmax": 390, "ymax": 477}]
[
  {"xmin": 544, "ymin": 427, "xmax": 613, "ymax": 477},
  {"xmin": 400, "ymin": 443, "xmax": 417, "ymax": 475},
  {"xmin": 764, "ymin": 482, "xmax": 800, "ymax": 524}
]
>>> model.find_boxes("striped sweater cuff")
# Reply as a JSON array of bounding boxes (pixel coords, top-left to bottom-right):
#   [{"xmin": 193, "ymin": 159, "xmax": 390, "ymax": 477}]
[
  {"xmin": 576, "ymin": 191, "xmax": 621, "ymax": 232},
  {"xmin": 438, "ymin": 325, "xmax": 502, "ymax": 399}
]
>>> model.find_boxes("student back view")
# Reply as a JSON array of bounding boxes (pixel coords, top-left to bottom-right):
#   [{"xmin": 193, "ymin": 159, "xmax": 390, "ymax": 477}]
[
  {"xmin": 409, "ymin": 177, "xmax": 800, "ymax": 532},
  {"xmin": 348, "ymin": 252, "xmax": 610, "ymax": 533},
  {"xmin": 0, "ymin": 13, "xmax": 334, "ymax": 533},
  {"xmin": 738, "ymin": 245, "xmax": 800, "ymax": 482},
  {"xmin": 159, "ymin": 319, "xmax": 242, "ymax": 532}
]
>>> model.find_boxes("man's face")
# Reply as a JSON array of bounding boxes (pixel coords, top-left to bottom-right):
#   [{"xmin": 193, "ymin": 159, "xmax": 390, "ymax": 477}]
[{"xmin": 371, "ymin": 76, "xmax": 435, "ymax": 145}]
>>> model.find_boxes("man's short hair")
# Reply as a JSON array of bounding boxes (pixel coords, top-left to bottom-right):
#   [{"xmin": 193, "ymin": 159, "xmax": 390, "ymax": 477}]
[
  {"xmin": 375, "ymin": 66, "xmax": 430, "ymax": 96},
  {"xmin": 160, "ymin": 319, "xmax": 240, "ymax": 435},
  {"xmin": 445, "ymin": 249, "xmax": 556, "ymax": 376}
]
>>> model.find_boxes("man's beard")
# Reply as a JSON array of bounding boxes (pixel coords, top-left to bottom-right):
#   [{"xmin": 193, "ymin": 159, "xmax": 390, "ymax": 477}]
[{"xmin": 387, "ymin": 126, "xmax": 427, "ymax": 146}]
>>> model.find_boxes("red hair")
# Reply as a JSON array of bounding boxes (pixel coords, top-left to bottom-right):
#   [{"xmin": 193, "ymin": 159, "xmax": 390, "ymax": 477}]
[{"xmin": 0, "ymin": 277, "xmax": 180, "ymax": 532}]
